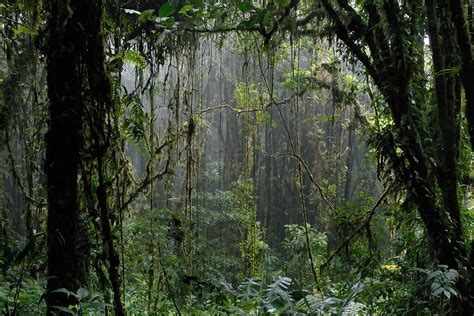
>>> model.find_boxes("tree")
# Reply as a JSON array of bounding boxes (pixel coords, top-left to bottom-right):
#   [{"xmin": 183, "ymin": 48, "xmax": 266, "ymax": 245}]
[
  {"xmin": 45, "ymin": 0, "xmax": 125, "ymax": 314},
  {"xmin": 45, "ymin": 0, "xmax": 85, "ymax": 310},
  {"xmin": 308, "ymin": 0, "xmax": 474, "ymax": 312},
  {"xmin": 3, "ymin": 0, "xmax": 474, "ymax": 313}
]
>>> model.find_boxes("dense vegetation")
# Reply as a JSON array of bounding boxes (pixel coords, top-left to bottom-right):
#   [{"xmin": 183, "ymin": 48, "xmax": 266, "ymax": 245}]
[{"xmin": 1, "ymin": 0, "xmax": 473, "ymax": 314}]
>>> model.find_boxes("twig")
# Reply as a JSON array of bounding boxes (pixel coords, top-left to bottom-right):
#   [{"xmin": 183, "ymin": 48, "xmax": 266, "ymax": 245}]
[
  {"xmin": 0, "ymin": 16, "xmax": 25, "ymax": 25},
  {"xmin": 272, "ymin": 152, "xmax": 338, "ymax": 214}
]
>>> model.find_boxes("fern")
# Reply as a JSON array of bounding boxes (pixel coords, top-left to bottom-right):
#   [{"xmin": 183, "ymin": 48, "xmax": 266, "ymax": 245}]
[
  {"xmin": 261, "ymin": 276, "xmax": 294, "ymax": 314},
  {"xmin": 265, "ymin": 276, "xmax": 292, "ymax": 293},
  {"xmin": 110, "ymin": 50, "xmax": 147, "ymax": 69},
  {"xmin": 296, "ymin": 294, "xmax": 324, "ymax": 313},
  {"xmin": 296, "ymin": 282, "xmax": 366, "ymax": 315},
  {"xmin": 237, "ymin": 278, "xmax": 261, "ymax": 301},
  {"xmin": 234, "ymin": 277, "xmax": 367, "ymax": 315}
]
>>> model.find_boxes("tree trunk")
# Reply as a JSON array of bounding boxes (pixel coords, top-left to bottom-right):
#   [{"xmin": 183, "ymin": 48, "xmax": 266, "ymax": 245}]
[
  {"xmin": 45, "ymin": 0, "xmax": 85, "ymax": 311},
  {"xmin": 319, "ymin": 0, "xmax": 473, "ymax": 312}
]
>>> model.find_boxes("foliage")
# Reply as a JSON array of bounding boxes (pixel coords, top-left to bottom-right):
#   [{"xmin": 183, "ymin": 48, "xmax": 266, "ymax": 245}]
[
  {"xmin": 230, "ymin": 179, "xmax": 267, "ymax": 279},
  {"xmin": 49, "ymin": 287, "xmax": 112, "ymax": 315},
  {"xmin": 297, "ymin": 282, "xmax": 366, "ymax": 315},
  {"xmin": 283, "ymin": 224, "xmax": 327, "ymax": 287},
  {"xmin": 1, "ymin": 0, "xmax": 474, "ymax": 314},
  {"xmin": 416, "ymin": 265, "xmax": 459, "ymax": 301},
  {"xmin": 0, "ymin": 270, "xmax": 45, "ymax": 315}
]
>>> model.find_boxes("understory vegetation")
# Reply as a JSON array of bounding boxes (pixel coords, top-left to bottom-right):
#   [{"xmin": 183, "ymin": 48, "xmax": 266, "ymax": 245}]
[{"xmin": 1, "ymin": 0, "xmax": 474, "ymax": 315}]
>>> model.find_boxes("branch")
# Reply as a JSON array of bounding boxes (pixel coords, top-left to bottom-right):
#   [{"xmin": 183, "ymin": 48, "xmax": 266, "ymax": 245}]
[
  {"xmin": 320, "ymin": 0, "xmax": 380, "ymax": 88},
  {"xmin": 198, "ymin": 103, "xmax": 260, "ymax": 115},
  {"xmin": 184, "ymin": 26, "xmax": 261, "ymax": 34},
  {"xmin": 320, "ymin": 184, "xmax": 392, "ymax": 270},
  {"xmin": 0, "ymin": 16, "xmax": 26, "ymax": 25},
  {"xmin": 118, "ymin": 136, "xmax": 177, "ymax": 214},
  {"xmin": 296, "ymin": 9, "xmax": 320, "ymax": 26},
  {"xmin": 352, "ymin": 99, "xmax": 369, "ymax": 126},
  {"xmin": 272, "ymin": 152, "xmax": 338, "ymax": 214},
  {"xmin": 264, "ymin": 0, "xmax": 300, "ymax": 45},
  {"xmin": 198, "ymin": 91, "xmax": 304, "ymax": 115},
  {"xmin": 118, "ymin": 159, "xmax": 170, "ymax": 214},
  {"xmin": 365, "ymin": 2, "xmax": 391, "ymax": 73},
  {"xmin": 336, "ymin": 0, "xmax": 368, "ymax": 35},
  {"xmin": 382, "ymin": 0, "xmax": 407, "ymax": 78}
]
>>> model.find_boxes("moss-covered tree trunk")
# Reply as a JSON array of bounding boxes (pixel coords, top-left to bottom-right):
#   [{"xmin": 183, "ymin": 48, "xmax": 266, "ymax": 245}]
[
  {"xmin": 46, "ymin": 0, "xmax": 126, "ymax": 313},
  {"xmin": 45, "ymin": 0, "xmax": 93, "ymax": 312},
  {"xmin": 318, "ymin": 0, "xmax": 473, "ymax": 312},
  {"xmin": 45, "ymin": 0, "xmax": 86, "ymax": 311}
]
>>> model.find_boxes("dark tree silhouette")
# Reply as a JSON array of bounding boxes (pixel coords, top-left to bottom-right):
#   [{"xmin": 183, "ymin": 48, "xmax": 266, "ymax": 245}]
[{"xmin": 45, "ymin": 0, "xmax": 125, "ymax": 314}]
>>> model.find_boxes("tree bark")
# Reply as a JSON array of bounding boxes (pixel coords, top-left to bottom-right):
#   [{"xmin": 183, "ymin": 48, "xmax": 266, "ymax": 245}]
[
  {"xmin": 45, "ymin": 0, "xmax": 85, "ymax": 311},
  {"xmin": 45, "ymin": 0, "xmax": 123, "ymax": 313}
]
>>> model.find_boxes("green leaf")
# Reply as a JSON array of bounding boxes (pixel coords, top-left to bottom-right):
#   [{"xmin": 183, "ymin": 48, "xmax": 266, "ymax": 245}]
[
  {"xmin": 157, "ymin": 17, "xmax": 176, "ymax": 27},
  {"xmin": 263, "ymin": 278, "xmax": 294, "ymax": 314},
  {"xmin": 51, "ymin": 306, "xmax": 75, "ymax": 314},
  {"xmin": 138, "ymin": 9, "xmax": 155, "ymax": 23},
  {"xmin": 237, "ymin": 0, "xmax": 253, "ymax": 13},
  {"xmin": 266, "ymin": 276, "xmax": 292, "ymax": 293},
  {"xmin": 447, "ymin": 287, "xmax": 458, "ymax": 297},
  {"xmin": 178, "ymin": 4, "xmax": 194, "ymax": 16},
  {"xmin": 111, "ymin": 50, "xmax": 147, "ymax": 69},
  {"xmin": 262, "ymin": 8, "xmax": 274, "ymax": 26},
  {"xmin": 189, "ymin": 0, "xmax": 204, "ymax": 8},
  {"xmin": 159, "ymin": 3, "xmax": 175, "ymax": 17},
  {"xmin": 82, "ymin": 302, "xmax": 114, "ymax": 311},
  {"xmin": 13, "ymin": 25, "xmax": 34, "ymax": 36},
  {"xmin": 238, "ymin": 279, "xmax": 261, "ymax": 300},
  {"xmin": 52, "ymin": 288, "xmax": 78, "ymax": 298},
  {"xmin": 433, "ymin": 287, "xmax": 444, "ymax": 296},
  {"xmin": 443, "ymin": 289, "xmax": 451, "ymax": 300},
  {"xmin": 76, "ymin": 287, "xmax": 89, "ymax": 300},
  {"xmin": 275, "ymin": 0, "xmax": 289, "ymax": 6}
]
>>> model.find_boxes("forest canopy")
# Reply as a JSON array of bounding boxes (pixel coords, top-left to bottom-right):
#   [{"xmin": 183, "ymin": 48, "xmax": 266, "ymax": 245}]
[{"xmin": 1, "ymin": 0, "xmax": 474, "ymax": 314}]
